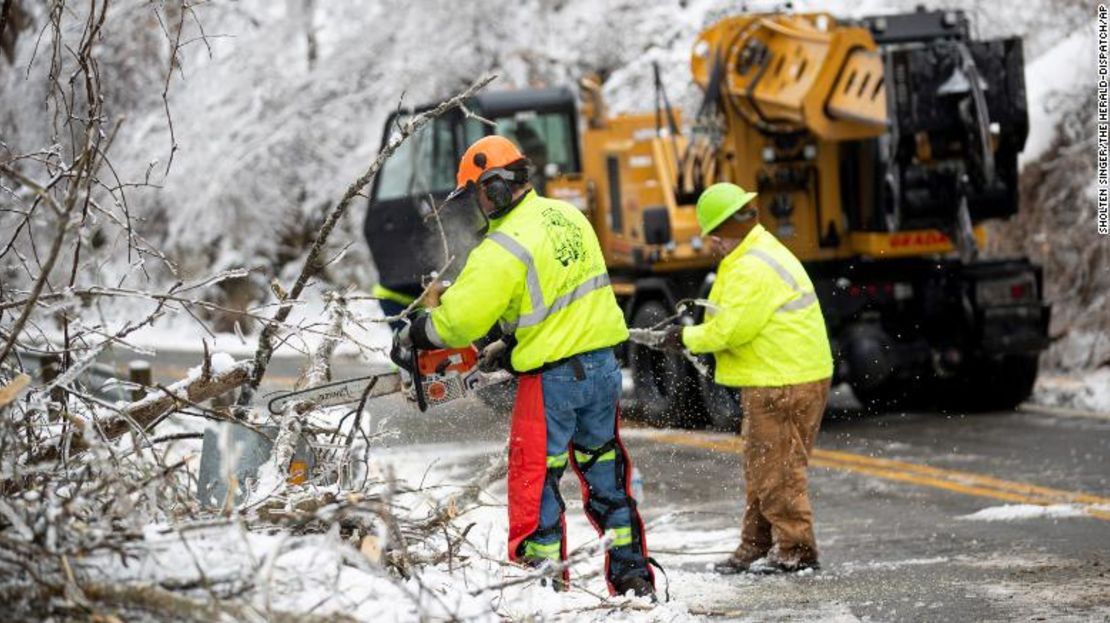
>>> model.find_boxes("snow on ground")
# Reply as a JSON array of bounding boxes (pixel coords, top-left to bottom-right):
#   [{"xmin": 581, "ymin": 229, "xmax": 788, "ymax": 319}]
[
  {"xmin": 958, "ymin": 504, "xmax": 1089, "ymax": 522},
  {"xmin": 97, "ymin": 432, "xmax": 706, "ymax": 621},
  {"xmin": 102, "ymin": 526, "xmax": 440, "ymax": 620},
  {"xmin": 974, "ymin": 558, "xmax": 1110, "ymax": 622},
  {"xmin": 837, "ymin": 557, "xmax": 951, "ymax": 572},
  {"xmin": 1032, "ymin": 367, "xmax": 1110, "ymax": 414}
]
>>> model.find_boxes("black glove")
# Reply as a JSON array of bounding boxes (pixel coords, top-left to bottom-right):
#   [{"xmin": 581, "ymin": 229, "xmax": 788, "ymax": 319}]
[
  {"xmin": 408, "ymin": 312, "xmax": 441, "ymax": 350},
  {"xmin": 478, "ymin": 338, "xmax": 512, "ymax": 373},
  {"xmin": 660, "ymin": 325, "xmax": 685, "ymax": 353},
  {"xmin": 390, "ymin": 325, "xmax": 415, "ymax": 373}
]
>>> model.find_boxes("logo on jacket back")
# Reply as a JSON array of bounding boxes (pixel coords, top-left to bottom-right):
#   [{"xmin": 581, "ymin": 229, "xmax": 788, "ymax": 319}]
[{"xmin": 542, "ymin": 207, "xmax": 583, "ymax": 267}]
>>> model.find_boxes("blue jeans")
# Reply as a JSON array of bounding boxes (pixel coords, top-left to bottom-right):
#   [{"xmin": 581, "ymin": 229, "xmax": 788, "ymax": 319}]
[{"xmin": 529, "ymin": 348, "xmax": 649, "ymax": 581}]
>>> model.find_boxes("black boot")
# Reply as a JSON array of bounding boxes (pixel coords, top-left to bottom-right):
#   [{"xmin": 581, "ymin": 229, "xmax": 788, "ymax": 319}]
[
  {"xmin": 612, "ymin": 574, "xmax": 656, "ymax": 601},
  {"xmin": 749, "ymin": 557, "xmax": 821, "ymax": 575}
]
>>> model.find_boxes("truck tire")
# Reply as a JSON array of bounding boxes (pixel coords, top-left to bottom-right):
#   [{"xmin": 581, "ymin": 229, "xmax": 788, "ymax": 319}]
[
  {"xmin": 688, "ymin": 292, "xmax": 742, "ymax": 432},
  {"xmin": 943, "ymin": 354, "xmax": 1039, "ymax": 412},
  {"xmin": 627, "ymin": 301, "xmax": 705, "ymax": 428},
  {"xmin": 850, "ymin": 380, "xmax": 936, "ymax": 412},
  {"xmin": 699, "ymin": 368, "xmax": 742, "ymax": 432}
]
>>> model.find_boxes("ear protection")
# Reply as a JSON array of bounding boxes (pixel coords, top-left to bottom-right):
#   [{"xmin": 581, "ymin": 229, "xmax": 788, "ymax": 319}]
[
  {"xmin": 483, "ymin": 176, "xmax": 514, "ymax": 213},
  {"xmin": 480, "ymin": 165, "xmax": 530, "ymax": 220}
]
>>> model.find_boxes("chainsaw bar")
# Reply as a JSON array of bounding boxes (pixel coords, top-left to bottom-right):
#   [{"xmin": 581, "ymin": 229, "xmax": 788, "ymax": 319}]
[
  {"xmin": 266, "ymin": 372, "xmax": 402, "ymax": 415},
  {"xmin": 265, "ymin": 368, "xmax": 514, "ymax": 415}
]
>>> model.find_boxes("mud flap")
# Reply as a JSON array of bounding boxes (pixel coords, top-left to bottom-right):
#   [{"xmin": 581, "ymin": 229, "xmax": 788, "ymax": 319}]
[
  {"xmin": 569, "ymin": 407, "xmax": 655, "ymax": 595},
  {"xmin": 507, "ymin": 375, "xmax": 570, "ymax": 586}
]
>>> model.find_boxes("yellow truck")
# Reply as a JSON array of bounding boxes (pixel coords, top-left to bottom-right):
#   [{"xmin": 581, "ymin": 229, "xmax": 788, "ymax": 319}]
[{"xmin": 365, "ymin": 7, "xmax": 1049, "ymax": 428}]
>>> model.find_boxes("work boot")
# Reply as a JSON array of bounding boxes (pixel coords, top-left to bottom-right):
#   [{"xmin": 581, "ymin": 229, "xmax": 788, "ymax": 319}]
[
  {"xmin": 712, "ymin": 546, "xmax": 768, "ymax": 575},
  {"xmin": 749, "ymin": 558, "xmax": 821, "ymax": 574},
  {"xmin": 612, "ymin": 574, "xmax": 656, "ymax": 602},
  {"xmin": 750, "ymin": 550, "xmax": 820, "ymax": 575}
]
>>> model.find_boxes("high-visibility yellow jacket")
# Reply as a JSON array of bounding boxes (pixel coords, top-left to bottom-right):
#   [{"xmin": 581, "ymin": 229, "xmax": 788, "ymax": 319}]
[
  {"xmin": 682, "ymin": 224, "xmax": 833, "ymax": 387},
  {"xmin": 426, "ymin": 191, "xmax": 628, "ymax": 372}
]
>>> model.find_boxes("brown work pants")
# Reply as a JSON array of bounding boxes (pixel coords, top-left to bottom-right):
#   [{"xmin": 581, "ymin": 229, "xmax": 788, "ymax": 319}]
[{"xmin": 736, "ymin": 378, "xmax": 831, "ymax": 565}]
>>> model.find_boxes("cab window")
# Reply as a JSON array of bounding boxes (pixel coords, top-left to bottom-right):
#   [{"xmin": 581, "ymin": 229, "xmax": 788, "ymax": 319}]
[
  {"xmin": 376, "ymin": 115, "xmax": 457, "ymax": 201},
  {"xmin": 493, "ymin": 110, "xmax": 576, "ymax": 178},
  {"xmin": 463, "ymin": 110, "xmax": 577, "ymax": 179}
]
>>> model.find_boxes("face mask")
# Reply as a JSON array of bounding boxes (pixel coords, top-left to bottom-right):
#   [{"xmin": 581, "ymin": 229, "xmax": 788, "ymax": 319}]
[
  {"xmin": 444, "ymin": 168, "xmax": 530, "ymax": 235},
  {"xmin": 442, "ymin": 183, "xmax": 492, "ymax": 235}
]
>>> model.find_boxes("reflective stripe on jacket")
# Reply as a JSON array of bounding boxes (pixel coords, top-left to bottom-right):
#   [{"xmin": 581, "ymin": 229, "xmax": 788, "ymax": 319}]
[
  {"xmin": 428, "ymin": 191, "xmax": 628, "ymax": 372},
  {"xmin": 371, "ymin": 283, "xmax": 417, "ymax": 306},
  {"xmin": 682, "ymin": 223, "xmax": 833, "ymax": 387}
]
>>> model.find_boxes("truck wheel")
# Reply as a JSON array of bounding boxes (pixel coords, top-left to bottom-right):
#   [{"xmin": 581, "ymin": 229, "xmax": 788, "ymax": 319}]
[
  {"xmin": 699, "ymin": 369, "xmax": 742, "ymax": 432},
  {"xmin": 944, "ymin": 354, "xmax": 1039, "ymax": 412},
  {"xmin": 627, "ymin": 301, "xmax": 705, "ymax": 428},
  {"xmin": 850, "ymin": 380, "xmax": 935, "ymax": 412},
  {"xmin": 842, "ymin": 323, "xmax": 930, "ymax": 412}
]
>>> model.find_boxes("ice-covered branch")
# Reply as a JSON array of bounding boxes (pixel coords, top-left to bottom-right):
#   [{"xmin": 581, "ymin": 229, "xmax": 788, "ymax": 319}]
[{"xmin": 27, "ymin": 357, "xmax": 252, "ymax": 465}]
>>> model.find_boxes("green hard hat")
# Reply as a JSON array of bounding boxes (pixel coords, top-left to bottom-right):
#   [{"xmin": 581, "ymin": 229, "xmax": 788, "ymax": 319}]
[{"xmin": 696, "ymin": 183, "xmax": 758, "ymax": 237}]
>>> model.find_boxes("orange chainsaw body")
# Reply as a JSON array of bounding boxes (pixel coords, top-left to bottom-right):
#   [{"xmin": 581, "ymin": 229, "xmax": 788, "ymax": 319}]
[{"xmin": 407, "ymin": 346, "xmax": 484, "ymax": 408}]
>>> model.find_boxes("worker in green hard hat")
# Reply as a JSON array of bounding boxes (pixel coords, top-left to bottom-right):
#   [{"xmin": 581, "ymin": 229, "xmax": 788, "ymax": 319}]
[{"xmin": 661, "ymin": 182, "xmax": 833, "ymax": 575}]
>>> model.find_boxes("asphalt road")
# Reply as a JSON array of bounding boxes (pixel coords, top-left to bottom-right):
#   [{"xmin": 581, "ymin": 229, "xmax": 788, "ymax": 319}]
[{"xmin": 123, "ymin": 350, "xmax": 1110, "ymax": 621}]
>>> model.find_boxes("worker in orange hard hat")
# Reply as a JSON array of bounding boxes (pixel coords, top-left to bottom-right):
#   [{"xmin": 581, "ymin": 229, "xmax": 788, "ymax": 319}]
[{"xmin": 392, "ymin": 134, "xmax": 656, "ymax": 598}]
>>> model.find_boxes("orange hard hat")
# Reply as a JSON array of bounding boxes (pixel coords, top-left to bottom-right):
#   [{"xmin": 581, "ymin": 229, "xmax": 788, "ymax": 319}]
[{"xmin": 455, "ymin": 135, "xmax": 526, "ymax": 189}]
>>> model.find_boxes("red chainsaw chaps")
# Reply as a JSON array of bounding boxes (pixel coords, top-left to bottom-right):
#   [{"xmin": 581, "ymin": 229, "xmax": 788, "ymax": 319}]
[{"xmin": 506, "ymin": 374, "xmax": 548, "ymax": 562}]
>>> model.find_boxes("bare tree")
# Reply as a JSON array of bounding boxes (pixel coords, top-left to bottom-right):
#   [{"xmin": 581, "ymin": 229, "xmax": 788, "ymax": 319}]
[{"xmin": 0, "ymin": 3, "xmax": 526, "ymax": 619}]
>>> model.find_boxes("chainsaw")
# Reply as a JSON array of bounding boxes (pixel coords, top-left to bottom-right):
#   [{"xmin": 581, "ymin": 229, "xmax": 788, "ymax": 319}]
[{"xmin": 265, "ymin": 345, "xmax": 512, "ymax": 415}]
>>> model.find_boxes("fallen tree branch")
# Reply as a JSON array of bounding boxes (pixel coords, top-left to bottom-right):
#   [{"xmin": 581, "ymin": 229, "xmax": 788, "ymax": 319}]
[
  {"xmin": 260, "ymin": 295, "xmax": 349, "ymax": 497},
  {"xmin": 0, "ymin": 373, "xmax": 30, "ymax": 408},
  {"xmin": 28, "ymin": 359, "xmax": 252, "ymax": 464}
]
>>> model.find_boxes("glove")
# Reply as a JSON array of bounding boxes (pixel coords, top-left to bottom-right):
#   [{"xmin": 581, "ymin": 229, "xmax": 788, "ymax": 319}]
[
  {"xmin": 407, "ymin": 312, "xmax": 446, "ymax": 350},
  {"xmin": 423, "ymin": 280, "xmax": 450, "ymax": 308},
  {"xmin": 660, "ymin": 325, "xmax": 685, "ymax": 353},
  {"xmin": 478, "ymin": 338, "xmax": 511, "ymax": 373},
  {"xmin": 390, "ymin": 324, "xmax": 415, "ymax": 372}
]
